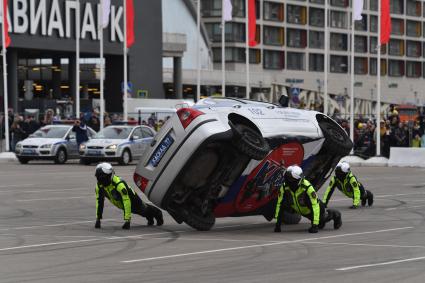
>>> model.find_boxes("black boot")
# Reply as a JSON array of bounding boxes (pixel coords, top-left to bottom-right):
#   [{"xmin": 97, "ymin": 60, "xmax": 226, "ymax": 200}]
[
  {"xmin": 367, "ymin": 191, "xmax": 374, "ymax": 207},
  {"xmin": 146, "ymin": 205, "xmax": 164, "ymax": 226},
  {"xmin": 361, "ymin": 196, "xmax": 367, "ymax": 207},
  {"xmin": 328, "ymin": 209, "xmax": 342, "ymax": 230}
]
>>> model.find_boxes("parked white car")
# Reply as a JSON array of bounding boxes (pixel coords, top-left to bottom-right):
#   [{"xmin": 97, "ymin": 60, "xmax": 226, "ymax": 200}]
[
  {"xmin": 79, "ymin": 125, "xmax": 156, "ymax": 165},
  {"xmin": 15, "ymin": 125, "xmax": 96, "ymax": 164},
  {"xmin": 133, "ymin": 97, "xmax": 352, "ymax": 230}
]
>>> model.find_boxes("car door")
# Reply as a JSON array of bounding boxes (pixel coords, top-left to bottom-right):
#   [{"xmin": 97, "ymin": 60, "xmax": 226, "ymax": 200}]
[
  {"xmin": 67, "ymin": 130, "xmax": 78, "ymax": 158},
  {"xmin": 141, "ymin": 127, "xmax": 155, "ymax": 154},
  {"xmin": 130, "ymin": 127, "xmax": 143, "ymax": 158}
]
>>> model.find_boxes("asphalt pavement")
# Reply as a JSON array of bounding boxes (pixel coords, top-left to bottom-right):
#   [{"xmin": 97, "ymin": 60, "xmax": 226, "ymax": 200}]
[{"xmin": 0, "ymin": 161, "xmax": 424, "ymax": 282}]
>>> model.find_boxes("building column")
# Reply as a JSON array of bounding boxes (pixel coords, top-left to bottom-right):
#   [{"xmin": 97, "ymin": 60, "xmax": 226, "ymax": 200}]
[
  {"xmin": 7, "ymin": 49, "xmax": 18, "ymax": 112},
  {"xmin": 52, "ymin": 56, "xmax": 61, "ymax": 99},
  {"xmin": 173, "ymin": 56, "xmax": 183, "ymax": 99},
  {"xmin": 68, "ymin": 54, "xmax": 76, "ymax": 114}
]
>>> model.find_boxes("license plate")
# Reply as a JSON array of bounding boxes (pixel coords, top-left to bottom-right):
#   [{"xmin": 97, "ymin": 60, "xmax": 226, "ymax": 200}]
[
  {"xmin": 87, "ymin": 150, "xmax": 102, "ymax": 156},
  {"xmin": 22, "ymin": 149, "xmax": 36, "ymax": 155},
  {"xmin": 149, "ymin": 134, "xmax": 174, "ymax": 167}
]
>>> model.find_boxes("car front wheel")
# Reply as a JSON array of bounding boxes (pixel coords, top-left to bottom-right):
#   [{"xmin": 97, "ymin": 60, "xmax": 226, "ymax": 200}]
[
  {"xmin": 118, "ymin": 149, "xmax": 131, "ymax": 165},
  {"xmin": 54, "ymin": 148, "xmax": 67, "ymax": 164},
  {"xmin": 18, "ymin": 157, "xmax": 30, "ymax": 164}
]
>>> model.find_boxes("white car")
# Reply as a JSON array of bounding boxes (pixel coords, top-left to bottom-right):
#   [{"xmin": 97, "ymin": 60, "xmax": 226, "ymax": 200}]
[
  {"xmin": 133, "ymin": 97, "xmax": 352, "ymax": 230},
  {"xmin": 15, "ymin": 125, "xmax": 96, "ymax": 164},
  {"xmin": 79, "ymin": 125, "xmax": 156, "ymax": 165}
]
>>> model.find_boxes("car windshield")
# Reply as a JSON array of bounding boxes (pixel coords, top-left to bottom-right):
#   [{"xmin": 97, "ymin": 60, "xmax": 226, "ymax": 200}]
[
  {"xmin": 31, "ymin": 126, "xmax": 69, "ymax": 139},
  {"xmin": 94, "ymin": 127, "xmax": 132, "ymax": 139}
]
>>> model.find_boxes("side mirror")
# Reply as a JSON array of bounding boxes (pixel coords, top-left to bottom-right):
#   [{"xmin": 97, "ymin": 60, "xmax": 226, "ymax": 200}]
[{"xmin": 278, "ymin": 94, "xmax": 289, "ymax": 107}]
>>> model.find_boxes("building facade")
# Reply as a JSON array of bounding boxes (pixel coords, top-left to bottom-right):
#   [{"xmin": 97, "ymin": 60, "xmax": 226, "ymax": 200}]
[
  {"xmin": 0, "ymin": 0, "xmax": 163, "ymax": 115},
  {"xmin": 198, "ymin": 0, "xmax": 425, "ymax": 116}
]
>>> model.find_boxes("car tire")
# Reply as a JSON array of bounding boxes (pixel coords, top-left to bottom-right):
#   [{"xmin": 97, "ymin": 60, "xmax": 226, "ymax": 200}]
[
  {"xmin": 54, "ymin": 148, "xmax": 67, "ymax": 164},
  {"xmin": 81, "ymin": 158, "xmax": 92, "ymax": 165},
  {"xmin": 18, "ymin": 157, "xmax": 29, "ymax": 164},
  {"xmin": 232, "ymin": 124, "xmax": 270, "ymax": 160},
  {"xmin": 118, "ymin": 149, "xmax": 131, "ymax": 165},
  {"xmin": 318, "ymin": 118, "xmax": 353, "ymax": 155},
  {"xmin": 282, "ymin": 211, "xmax": 302, "ymax": 225},
  {"xmin": 182, "ymin": 209, "xmax": 216, "ymax": 231}
]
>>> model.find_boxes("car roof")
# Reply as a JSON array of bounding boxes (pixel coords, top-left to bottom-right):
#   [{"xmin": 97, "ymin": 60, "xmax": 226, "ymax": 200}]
[{"xmin": 197, "ymin": 97, "xmax": 279, "ymax": 108}]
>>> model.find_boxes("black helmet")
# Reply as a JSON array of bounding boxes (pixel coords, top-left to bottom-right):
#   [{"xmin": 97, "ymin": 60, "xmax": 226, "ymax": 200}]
[{"xmin": 95, "ymin": 162, "xmax": 113, "ymax": 186}]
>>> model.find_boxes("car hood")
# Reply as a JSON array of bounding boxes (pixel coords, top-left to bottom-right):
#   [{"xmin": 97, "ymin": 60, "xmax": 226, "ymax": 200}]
[
  {"xmin": 84, "ymin": 139, "xmax": 127, "ymax": 147},
  {"xmin": 19, "ymin": 138, "xmax": 65, "ymax": 146}
]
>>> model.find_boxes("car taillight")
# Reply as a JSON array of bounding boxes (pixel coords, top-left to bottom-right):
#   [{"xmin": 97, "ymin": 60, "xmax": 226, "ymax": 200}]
[
  {"xmin": 177, "ymin": 108, "xmax": 204, "ymax": 129},
  {"xmin": 133, "ymin": 172, "xmax": 149, "ymax": 193}
]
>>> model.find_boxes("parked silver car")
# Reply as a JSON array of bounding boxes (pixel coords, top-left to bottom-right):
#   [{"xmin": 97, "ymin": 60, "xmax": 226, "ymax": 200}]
[
  {"xmin": 79, "ymin": 125, "xmax": 156, "ymax": 165},
  {"xmin": 15, "ymin": 125, "xmax": 96, "ymax": 164},
  {"xmin": 133, "ymin": 97, "xmax": 352, "ymax": 231}
]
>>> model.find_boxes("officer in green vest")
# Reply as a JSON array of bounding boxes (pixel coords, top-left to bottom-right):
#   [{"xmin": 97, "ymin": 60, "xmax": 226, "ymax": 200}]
[
  {"xmin": 274, "ymin": 165, "xmax": 342, "ymax": 233},
  {"xmin": 323, "ymin": 161, "xmax": 373, "ymax": 209},
  {"xmin": 94, "ymin": 163, "xmax": 164, "ymax": 230}
]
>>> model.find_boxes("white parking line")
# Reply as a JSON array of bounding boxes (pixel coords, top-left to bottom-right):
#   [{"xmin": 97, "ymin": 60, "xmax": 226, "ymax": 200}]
[
  {"xmin": 16, "ymin": 196, "xmax": 90, "ymax": 202},
  {"xmin": 121, "ymin": 227, "xmax": 413, "ymax": 263},
  {"xmin": 305, "ymin": 241, "xmax": 425, "ymax": 250},
  {"xmin": 0, "ymin": 184, "xmax": 35, "ymax": 188},
  {"xmin": 0, "ymin": 219, "xmax": 118, "ymax": 231},
  {"xmin": 0, "ymin": 188, "xmax": 88, "ymax": 194},
  {"xmin": 330, "ymin": 192, "xmax": 425, "ymax": 203},
  {"xmin": 336, "ymin": 256, "xmax": 425, "ymax": 271},
  {"xmin": 385, "ymin": 204, "xmax": 425, "ymax": 211}
]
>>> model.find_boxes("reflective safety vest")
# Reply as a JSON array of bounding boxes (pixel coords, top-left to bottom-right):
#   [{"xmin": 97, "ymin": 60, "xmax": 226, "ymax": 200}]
[
  {"xmin": 274, "ymin": 179, "xmax": 320, "ymax": 225},
  {"xmin": 323, "ymin": 172, "xmax": 361, "ymax": 206},
  {"xmin": 95, "ymin": 175, "xmax": 135, "ymax": 221}
]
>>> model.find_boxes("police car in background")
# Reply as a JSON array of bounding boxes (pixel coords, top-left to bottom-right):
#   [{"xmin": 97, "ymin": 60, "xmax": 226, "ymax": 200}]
[
  {"xmin": 79, "ymin": 125, "xmax": 156, "ymax": 165},
  {"xmin": 15, "ymin": 125, "xmax": 96, "ymax": 164}
]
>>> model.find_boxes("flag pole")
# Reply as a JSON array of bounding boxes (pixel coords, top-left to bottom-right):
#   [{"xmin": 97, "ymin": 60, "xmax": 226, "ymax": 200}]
[
  {"xmin": 196, "ymin": 0, "xmax": 201, "ymax": 102},
  {"xmin": 349, "ymin": 12, "xmax": 355, "ymax": 152},
  {"xmin": 99, "ymin": 0, "xmax": 104, "ymax": 130},
  {"xmin": 323, "ymin": 0, "xmax": 328, "ymax": 115},
  {"xmin": 123, "ymin": 0, "xmax": 128, "ymax": 122},
  {"xmin": 245, "ymin": 0, "xmax": 250, "ymax": 99},
  {"xmin": 1, "ymin": 0, "xmax": 9, "ymax": 152},
  {"xmin": 221, "ymin": 0, "xmax": 225, "ymax": 98},
  {"xmin": 376, "ymin": 0, "xmax": 381, "ymax": 156},
  {"xmin": 76, "ymin": 0, "xmax": 81, "ymax": 118}
]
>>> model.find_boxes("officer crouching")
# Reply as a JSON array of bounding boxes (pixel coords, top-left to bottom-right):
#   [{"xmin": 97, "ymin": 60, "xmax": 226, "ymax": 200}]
[
  {"xmin": 94, "ymin": 163, "xmax": 163, "ymax": 230},
  {"xmin": 274, "ymin": 165, "xmax": 342, "ymax": 233}
]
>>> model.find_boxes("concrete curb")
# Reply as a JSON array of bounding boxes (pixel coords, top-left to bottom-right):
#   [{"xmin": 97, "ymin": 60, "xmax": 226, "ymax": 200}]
[
  {"xmin": 340, "ymin": 155, "xmax": 389, "ymax": 167},
  {"xmin": 0, "ymin": 152, "xmax": 18, "ymax": 163}
]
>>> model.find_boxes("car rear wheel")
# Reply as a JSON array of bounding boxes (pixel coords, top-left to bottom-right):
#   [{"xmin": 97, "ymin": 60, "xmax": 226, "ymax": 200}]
[
  {"xmin": 54, "ymin": 149, "xmax": 67, "ymax": 164},
  {"xmin": 318, "ymin": 118, "xmax": 353, "ymax": 155},
  {"xmin": 232, "ymin": 124, "xmax": 270, "ymax": 160},
  {"xmin": 119, "ymin": 149, "xmax": 131, "ymax": 165},
  {"xmin": 18, "ymin": 157, "xmax": 30, "ymax": 164}
]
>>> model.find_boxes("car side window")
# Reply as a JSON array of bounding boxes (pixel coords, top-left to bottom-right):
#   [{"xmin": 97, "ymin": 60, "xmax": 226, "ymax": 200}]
[
  {"xmin": 132, "ymin": 128, "xmax": 143, "ymax": 140},
  {"xmin": 68, "ymin": 132, "xmax": 76, "ymax": 140},
  {"xmin": 142, "ymin": 128, "xmax": 154, "ymax": 138}
]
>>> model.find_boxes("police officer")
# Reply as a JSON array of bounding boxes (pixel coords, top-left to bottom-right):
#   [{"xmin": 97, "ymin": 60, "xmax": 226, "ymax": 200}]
[
  {"xmin": 94, "ymin": 163, "xmax": 163, "ymax": 229},
  {"xmin": 274, "ymin": 165, "xmax": 342, "ymax": 233},
  {"xmin": 323, "ymin": 161, "xmax": 373, "ymax": 209}
]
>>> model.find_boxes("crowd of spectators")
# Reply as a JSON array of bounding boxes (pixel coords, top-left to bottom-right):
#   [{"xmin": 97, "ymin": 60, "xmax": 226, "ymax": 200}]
[{"xmin": 335, "ymin": 105, "xmax": 425, "ymax": 158}]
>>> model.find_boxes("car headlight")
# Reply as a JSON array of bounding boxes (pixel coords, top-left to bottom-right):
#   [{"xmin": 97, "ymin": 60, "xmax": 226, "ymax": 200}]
[
  {"xmin": 40, "ymin": 144, "xmax": 52, "ymax": 149},
  {"xmin": 79, "ymin": 144, "xmax": 86, "ymax": 150},
  {"xmin": 106, "ymin": 144, "xmax": 118, "ymax": 150},
  {"xmin": 15, "ymin": 143, "xmax": 22, "ymax": 149}
]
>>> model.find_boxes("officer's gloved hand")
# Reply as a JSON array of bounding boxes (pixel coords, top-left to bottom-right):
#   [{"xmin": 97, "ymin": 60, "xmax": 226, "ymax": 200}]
[
  {"xmin": 95, "ymin": 219, "xmax": 101, "ymax": 229},
  {"xmin": 349, "ymin": 205, "xmax": 358, "ymax": 209},
  {"xmin": 308, "ymin": 225, "xmax": 319, "ymax": 233},
  {"xmin": 274, "ymin": 225, "xmax": 281, "ymax": 233},
  {"xmin": 122, "ymin": 221, "xmax": 131, "ymax": 230}
]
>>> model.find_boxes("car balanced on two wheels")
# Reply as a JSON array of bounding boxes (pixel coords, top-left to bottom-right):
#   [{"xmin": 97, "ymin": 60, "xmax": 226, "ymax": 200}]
[{"xmin": 134, "ymin": 97, "xmax": 352, "ymax": 231}]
